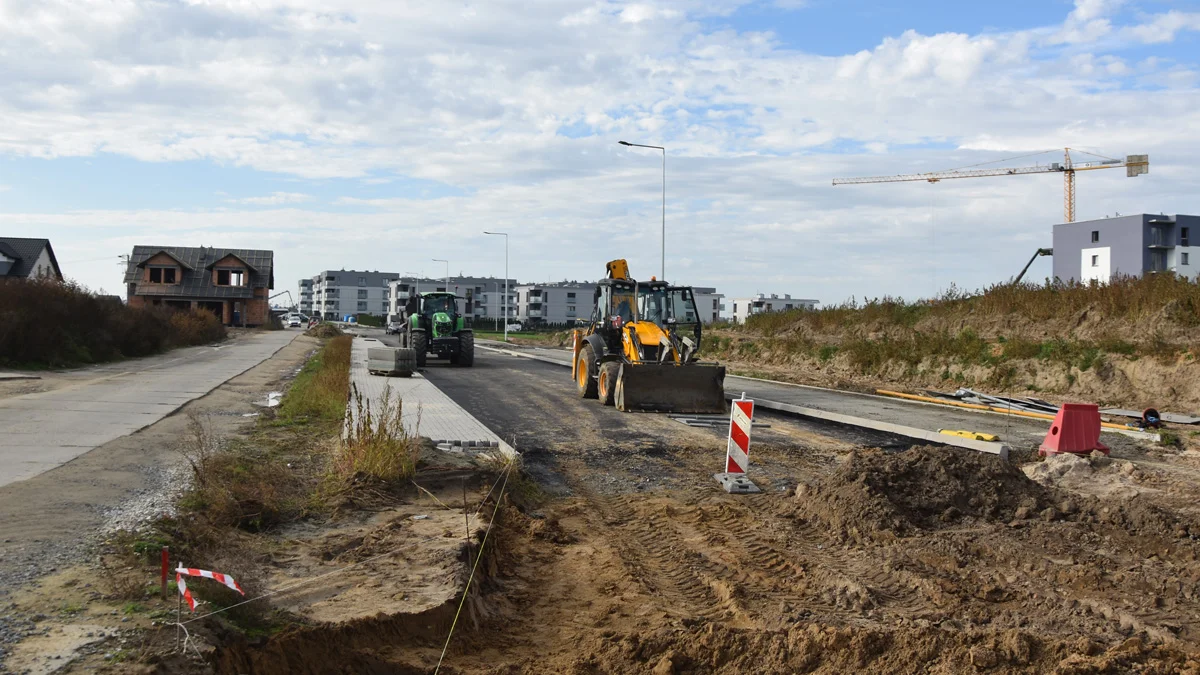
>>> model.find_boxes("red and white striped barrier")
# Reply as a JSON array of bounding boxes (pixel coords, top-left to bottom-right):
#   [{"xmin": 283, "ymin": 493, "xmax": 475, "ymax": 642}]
[
  {"xmin": 176, "ymin": 567, "xmax": 245, "ymax": 612},
  {"xmin": 176, "ymin": 573, "xmax": 199, "ymax": 611},
  {"xmin": 725, "ymin": 395, "xmax": 754, "ymax": 474}
]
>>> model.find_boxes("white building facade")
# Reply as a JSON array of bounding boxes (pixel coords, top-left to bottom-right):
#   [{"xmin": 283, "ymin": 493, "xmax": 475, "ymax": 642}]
[
  {"xmin": 387, "ymin": 275, "xmax": 518, "ymax": 325},
  {"xmin": 730, "ymin": 293, "xmax": 819, "ymax": 324},
  {"xmin": 515, "ymin": 282, "xmax": 596, "ymax": 325},
  {"xmin": 310, "ymin": 270, "xmax": 397, "ymax": 320},
  {"xmin": 689, "ymin": 287, "xmax": 725, "ymax": 324}
]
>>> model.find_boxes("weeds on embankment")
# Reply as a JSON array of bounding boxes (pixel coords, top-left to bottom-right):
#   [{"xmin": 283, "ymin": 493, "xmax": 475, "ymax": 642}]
[
  {"xmin": 328, "ymin": 385, "xmax": 421, "ymax": 486},
  {"xmin": 708, "ymin": 275, "xmax": 1200, "ymax": 407}
]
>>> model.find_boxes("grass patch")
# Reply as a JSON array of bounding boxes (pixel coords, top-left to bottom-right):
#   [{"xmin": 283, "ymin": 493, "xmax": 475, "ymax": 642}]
[{"xmin": 277, "ymin": 335, "xmax": 352, "ymax": 425}]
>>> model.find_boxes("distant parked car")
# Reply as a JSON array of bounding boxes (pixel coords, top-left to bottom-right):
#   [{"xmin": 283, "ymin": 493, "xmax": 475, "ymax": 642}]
[
  {"xmin": 287, "ymin": 314, "xmax": 302, "ymax": 328},
  {"xmin": 507, "ymin": 321, "xmax": 523, "ymax": 332},
  {"xmin": 385, "ymin": 319, "xmax": 404, "ymax": 335}
]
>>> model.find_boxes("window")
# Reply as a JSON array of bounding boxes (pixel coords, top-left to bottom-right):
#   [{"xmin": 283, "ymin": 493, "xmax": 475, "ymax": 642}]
[
  {"xmin": 1091, "ymin": 255, "xmax": 1099, "ymax": 267},
  {"xmin": 1183, "ymin": 253, "xmax": 1190, "ymax": 266},
  {"xmin": 357, "ymin": 301, "xmax": 367, "ymax": 311},
  {"xmin": 567, "ymin": 292, "xmax": 576, "ymax": 299},
  {"xmin": 148, "ymin": 267, "xmax": 176, "ymax": 283},
  {"xmin": 1183, "ymin": 227, "xmax": 1190, "ymax": 246},
  {"xmin": 357, "ymin": 289, "xmax": 368, "ymax": 299},
  {"xmin": 326, "ymin": 275, "xmax": 336, "ymax": 282},
  {"xmin": 216, "ymin": 269, "xmax": 245, "ymax": 286},
  {"xmin": 381, "ymin": 302, "xmax": 389, "ymax": 312},
  {"xmin": 566, "ymin": 305, "xmax": 576, "ymax": 314},
  {"xmin": 1091, "ymin": 231, "xmax": 1099, "ymax": 243},
  {"xmin": 358, "ymin": 276, "xmax": 366, "ymax": 286}
]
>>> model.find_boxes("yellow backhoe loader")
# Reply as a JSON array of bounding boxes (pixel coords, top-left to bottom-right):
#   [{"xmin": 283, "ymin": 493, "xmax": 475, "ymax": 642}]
[{"xmin": 571, "ymin": 259, "xmax": 726, "ymax": 413}]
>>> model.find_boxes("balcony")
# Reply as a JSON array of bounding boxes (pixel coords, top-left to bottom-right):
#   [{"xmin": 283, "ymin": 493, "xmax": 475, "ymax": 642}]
[
  {"xmin": 1148, "ymin": 226, "xmax": 1175, "ymax": 249},
  {"xmin": 526, "ymin": 310, "xmax": 543, "ymax": 318}
]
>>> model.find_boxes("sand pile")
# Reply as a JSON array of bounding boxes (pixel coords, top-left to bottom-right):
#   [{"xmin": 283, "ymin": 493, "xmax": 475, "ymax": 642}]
[
  {"xmin": 304, "ymin": 323, "xmax": 344, "ymax": 338},
  {"xmin": 793, "ymin": 446, "xmax": 1056, "ymax": 542}
]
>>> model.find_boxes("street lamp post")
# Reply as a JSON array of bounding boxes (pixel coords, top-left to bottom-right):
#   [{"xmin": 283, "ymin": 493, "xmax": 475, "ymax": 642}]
[
  {"xmin": 619, "ymin": 140, "xmax": 666, "ymax": 280},
  {"xmin": 483, "ymin": 231, "xmax": 509, "ymax": 342},
  {"xmin": 432, "ymin": 259, "xmax": 449, "ymax": 289},
  {"xmin": 404, "ymin": 271, "xmax": 422, "ymax": 296}
]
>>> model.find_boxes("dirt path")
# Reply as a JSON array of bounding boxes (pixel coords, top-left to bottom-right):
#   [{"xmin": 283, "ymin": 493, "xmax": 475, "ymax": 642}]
[{"xmin": 0, "ymin": 335, "xmax": 319, "ymax": 671}]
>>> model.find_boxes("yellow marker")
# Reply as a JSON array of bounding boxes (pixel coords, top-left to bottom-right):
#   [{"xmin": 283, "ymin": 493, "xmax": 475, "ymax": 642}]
[{"xmin": 938, "ymin": 429, "xmax": 1000, "ymax": 442}]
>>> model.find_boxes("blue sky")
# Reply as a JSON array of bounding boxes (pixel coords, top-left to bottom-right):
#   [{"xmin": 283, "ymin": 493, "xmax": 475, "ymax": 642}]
[{"xmin": 2, "ymin": 0, "xmax": 1199, "ymax": 303}]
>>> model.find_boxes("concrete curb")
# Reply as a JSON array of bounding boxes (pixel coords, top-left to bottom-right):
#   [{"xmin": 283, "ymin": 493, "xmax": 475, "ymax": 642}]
[
  {"xmin": 748, "ymin": 398, "xmax": 1009, "ymax": 460},
  {"xmin": 476, "ymin": 344, "xmax": 1011, "ymax": 460}
]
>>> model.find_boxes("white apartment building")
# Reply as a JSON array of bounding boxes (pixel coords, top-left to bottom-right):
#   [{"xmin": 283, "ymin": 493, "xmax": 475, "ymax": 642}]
[
  {"xmin": 515, "ymin": 282, "xmax": 596, "ymax": 325},
  {"xmin": 387, "ymin": 275, "xmax": 518, "ymax": 324},
  {"xmin": 730, "ymin": 293, "xmax": 818, "ymax": 324},
  {"xmin": 310, "ymin": 269, "xmax": 398, "ymax": 320},
  {"xmin": 689, "ymin": 287, "xmax": 725, "ymax": 324},
  {"xmin": 297, "ymin": 278, "xmax": 313, "ymax": 316}
]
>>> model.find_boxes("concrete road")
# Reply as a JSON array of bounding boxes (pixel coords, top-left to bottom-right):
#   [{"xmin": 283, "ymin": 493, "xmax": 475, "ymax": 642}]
[
  {"xmin": 470, "ymin": 340, "xmax": 1060, "ymax": 451},
  {"xmin": 0, "ymin": 329, "xmax": 300, "ymax": 487}
]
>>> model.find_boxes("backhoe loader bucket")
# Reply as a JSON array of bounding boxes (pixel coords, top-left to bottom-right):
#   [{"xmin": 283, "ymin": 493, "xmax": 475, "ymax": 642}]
[{"xmin": 615, "ymin": 362, "xmax": 727, "ymax": 414}]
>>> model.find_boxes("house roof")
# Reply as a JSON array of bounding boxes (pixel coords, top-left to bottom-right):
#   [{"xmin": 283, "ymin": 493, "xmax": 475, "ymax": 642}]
[
  {"xmin": 134, "ymin": 249, "xmax": 195, "ymax": 270},
  {"xmin": 0, "ymin": 237, "xmax": 63, "ymax": 280},
  {"xmin": 123, "ymin": 245, "xmax": 274, "ymax": 298},
  {"xmin": 205, "ymin": 252, "xmax": 258, "ymax": 273}
]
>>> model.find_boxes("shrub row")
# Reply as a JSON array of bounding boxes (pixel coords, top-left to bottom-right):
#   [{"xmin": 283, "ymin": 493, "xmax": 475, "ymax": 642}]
[{"xmin": 0, "ymin": 277, "xmax": 226, "ymax": 367}]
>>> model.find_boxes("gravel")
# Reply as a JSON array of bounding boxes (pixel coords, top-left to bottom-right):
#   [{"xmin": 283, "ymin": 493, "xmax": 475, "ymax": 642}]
[{"xmin": 0, "ymin": 460, "xmax": 191, "ymax": 667}]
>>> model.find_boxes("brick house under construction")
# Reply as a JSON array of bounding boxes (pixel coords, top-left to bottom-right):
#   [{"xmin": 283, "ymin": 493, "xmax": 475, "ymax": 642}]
[{"xmin": 123, "ymin": 246, "xmax": 274, "ymax": 326}]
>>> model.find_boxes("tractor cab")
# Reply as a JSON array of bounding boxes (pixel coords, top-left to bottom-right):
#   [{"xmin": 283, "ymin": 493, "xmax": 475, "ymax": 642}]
[{"xmin": 402, "ymin": 291, "xmax": 474, "ymax": 368}]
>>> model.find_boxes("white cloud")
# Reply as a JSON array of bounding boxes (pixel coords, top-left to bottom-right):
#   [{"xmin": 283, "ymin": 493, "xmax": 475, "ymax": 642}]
[
  {"xmin": 0, "ymin": 0, "xmax": 1197, "ymax": 302},
  {"xmin": 228, "ymin": 192, "xmax": 314, "ymax": 205},
  {"xmin": 1126, "ymin": 11, "xmax": 1200, "ymax": 44}
]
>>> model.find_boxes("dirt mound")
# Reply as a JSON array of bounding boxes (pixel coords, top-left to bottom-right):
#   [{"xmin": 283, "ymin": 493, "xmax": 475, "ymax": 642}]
[
  {"xmin": 504, "ymin": 622, "xmax": 1200, "ymax": 675},
  {"xmin": 304, "ymin": 323, "xmax": 344, "ymax": 338},
  {"xmin": 794, "ymin": 446, "xmax": 1056, "ymax": 542}
]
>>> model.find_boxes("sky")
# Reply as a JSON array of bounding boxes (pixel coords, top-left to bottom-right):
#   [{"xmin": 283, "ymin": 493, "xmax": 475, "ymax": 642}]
[{"xmin": 2, "ymin": 0, "xmax": 1200, "ymax": 307}]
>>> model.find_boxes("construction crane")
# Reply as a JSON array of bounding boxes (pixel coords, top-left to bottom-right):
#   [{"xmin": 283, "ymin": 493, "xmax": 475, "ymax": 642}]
[{"xmin": 833, "ymin": 148, "xmax": 1149, "ymax": 223}]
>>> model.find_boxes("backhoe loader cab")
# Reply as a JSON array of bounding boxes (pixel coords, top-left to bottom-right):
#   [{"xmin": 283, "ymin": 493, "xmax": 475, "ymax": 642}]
[{"xmin": 572, "ymin": 266, "xmax": 725, "ymax": 413}]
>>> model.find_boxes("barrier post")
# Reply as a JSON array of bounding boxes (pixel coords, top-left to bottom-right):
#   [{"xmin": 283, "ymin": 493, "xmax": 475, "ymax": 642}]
[{"xmin": 713, "ymin": 393, "xmax": 760, "ymax": 494}]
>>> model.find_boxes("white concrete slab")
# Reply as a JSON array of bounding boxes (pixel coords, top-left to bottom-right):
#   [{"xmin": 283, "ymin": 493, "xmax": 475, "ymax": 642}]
[
  {"xmin": 0, "ymin": 331, "xmax": 298, "ymax": 488},
  {"xmin": 347, "ymin": 338, "xmax": 516, "ymax": 459}
]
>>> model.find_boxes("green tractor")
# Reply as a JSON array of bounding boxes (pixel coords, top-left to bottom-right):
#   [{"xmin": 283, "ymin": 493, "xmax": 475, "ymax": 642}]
[{"xmin": 402, "ymin": 292, "xmax": 474, "ymax": 368}]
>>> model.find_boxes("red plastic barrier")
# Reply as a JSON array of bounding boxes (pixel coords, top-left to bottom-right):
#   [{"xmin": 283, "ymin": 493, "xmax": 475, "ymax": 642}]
[{"xmin": 1039, "ymin": 403, "xmax": 1110, "ymax": 457}]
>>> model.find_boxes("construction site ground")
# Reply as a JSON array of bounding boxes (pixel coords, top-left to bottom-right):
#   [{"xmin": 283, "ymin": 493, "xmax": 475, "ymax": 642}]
[
  {"xmin": 323, "ymin": 333, "xmax": 1200, "ymax": 674},
  {"xmin": 5, "ymin": 328, "xmax": 1200, "ymax": 673}
]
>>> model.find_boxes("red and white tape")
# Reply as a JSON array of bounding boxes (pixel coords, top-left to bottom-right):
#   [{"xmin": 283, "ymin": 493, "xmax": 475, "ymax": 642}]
[
  {"xmin": 725, "ymin": 396, "xmax": 754, "ymax": 474},
  {"xmin": 176, "ymin": 573, "xmax": 199, "ymax": 611},
  {"xmin": 176, "ymin": 567, "xmax": 245, "ymax": 612}
]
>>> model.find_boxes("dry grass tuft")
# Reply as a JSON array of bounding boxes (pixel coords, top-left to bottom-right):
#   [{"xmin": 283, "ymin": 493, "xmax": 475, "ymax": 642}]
[{"xmin": 329, "ymin": 385, "xmax": 422, "ymax": 486}]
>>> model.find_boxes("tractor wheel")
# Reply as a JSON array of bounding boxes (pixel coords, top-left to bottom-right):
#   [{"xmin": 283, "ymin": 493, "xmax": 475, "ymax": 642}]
[
  {"xmin": 598, "ymin": 362, "xmax": 620, "ymax": 406},
  {"xmin": 411, "ymin": 330, "xmax": 428, "ymax": 368},
  {"xmin": 576, "ymin": 344, "xmax": 598, "ymax": 399},
  {"xmin": 458, "ymin": 332, "xmax": 475, "ymax": 367}
]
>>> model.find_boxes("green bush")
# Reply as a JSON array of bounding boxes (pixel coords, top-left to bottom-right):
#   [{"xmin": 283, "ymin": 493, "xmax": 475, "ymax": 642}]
[{"xmin": 0, "ymin": 277, "xmax": 226, "ymax": 367}]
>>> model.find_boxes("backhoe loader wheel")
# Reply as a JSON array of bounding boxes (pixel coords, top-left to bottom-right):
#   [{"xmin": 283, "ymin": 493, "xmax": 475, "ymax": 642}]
[
  {"xmin": 576, "ymin": 344, "xmax": 598, "ymax": 399},
  {"xmin": 411, "ymin": 330, "xmax": 428, "ymax": 368},
  {"xmin": 598, "ymin": 362, "xmax": 620, "ymax": 406},
  {"xmin": 614, "ymin": 370, "xmax": 627, "ymax": 412}
]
